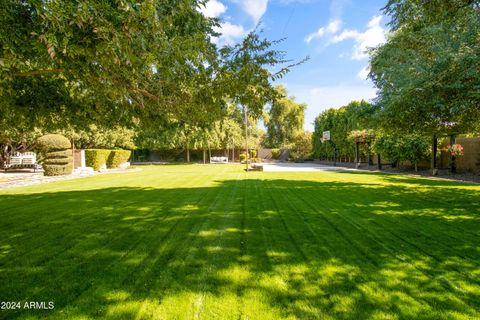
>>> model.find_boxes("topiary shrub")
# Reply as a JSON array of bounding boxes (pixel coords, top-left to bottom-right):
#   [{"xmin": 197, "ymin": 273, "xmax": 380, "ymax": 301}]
[
  {"xmin": 37, "ymin": 134, "xmax": 71, "ymax": 151},
  {"xmin": 36, "ymin": 134, "xmax": 73, "ymax": 176},
  {"xmin": 106, "ymin": 150, "xmax": 131, "ymax": 168},
  {"xmin": 85, "ymin": 149, "xmax": 111, "ymax": 171}
]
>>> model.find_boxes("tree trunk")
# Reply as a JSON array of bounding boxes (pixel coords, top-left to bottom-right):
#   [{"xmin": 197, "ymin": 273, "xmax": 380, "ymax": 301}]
[
  {"xmin": 377, "ymin": 154, "xmax": 382, "ymax": 170},
  {"xmin": 431, "ymin": 134, "xmax": 437, "ymax": 175},
  {"xmin": 203, "ymin": 149, "xmax": 206, "ymax": 164},
  {"xmin": 355, "ymin": 142, "xmax": 360, "ymax": 168},
  {"xmin": 450, "ymin": 134, "xmax": 456, "ymax": 174},
  {"xmin": 186, "ymin": 140, "xmax": 190, "ymax": 163},
  {"xmin": 244, "ymin": 106, "xmax": 249, "ymax": 171}
]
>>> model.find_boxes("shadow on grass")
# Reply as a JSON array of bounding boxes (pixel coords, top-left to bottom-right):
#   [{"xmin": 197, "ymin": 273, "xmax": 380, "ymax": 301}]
[{"xmin": 0, "ymin": 177, "xmax": 479, "ymax": 319}]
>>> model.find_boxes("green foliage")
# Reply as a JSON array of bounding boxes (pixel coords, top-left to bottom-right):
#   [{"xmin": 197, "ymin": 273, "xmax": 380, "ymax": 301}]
[
  {"xmin": 271, "ymin": 148, "xmax": 280, "ymax": 159},
  {"xmin": 0, "ymin": 0, "xmax": 221, "ymax": 128},
  {"xmin": 313, "ymin": 100, "xmax": 377, "ymax": 160},
  {"xmin": 239, "ymin": 153, "xmax": 247, "ymax": 163},
  {"xmin": 370, "ymin": 0, "xmax": 480, "ymax": 134},
  {"xmin": 373, "ymin": 133, "xmax": 431, "ymax": 170},
  {"xmin": 290, "ymin": 132, "xmax": 313, "ymax": 161},
  {"xmin": 373, "ymin": 135, "xmax": 404, "ymax": 166},
  {"xmin": 43, "ymin": 163, "xmax": 73, "ymax": 176},
  {"xmin": 36, "ymin": 134, "xmax": 72, "ymax": 176},
  {"xmin": 36, "ymin": 134, "xmax": 71, "ymax": 152},
  {"xmin": 251, "ymin": 150, "xmax": 257, "ymax": 158},
  {"xmin": 85, "ymin": 149, "xmax": 111, "ymax": 170},
  {"xmin": 106, "ymin": 150, "xmax": 132, "ymax": 169},
  {"xmin": 66, "ymin": 125, "xmax": 136, "ymax": 150},
  {"xmin": 348, "ymin": 129, "xmax": 375, "ymax": 143},
  {"xmin": 265, "ymin": 85, "xmax": 306, "ymax": 148}
]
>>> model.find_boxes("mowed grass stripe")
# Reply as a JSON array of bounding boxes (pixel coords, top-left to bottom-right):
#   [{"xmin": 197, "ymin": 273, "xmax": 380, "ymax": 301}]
[
  {"xmin": 0, "ymin": 168, "xmax": 211, "ymax": 273},
  {"xmin": 55, "ymin": 166, "xmax": 236, "ymax": 319},
  {"xmin": 261, "ymin": 176, "xmax": 383, "ymax": 319},
  {"xmin": 0, "ymin": 166, "xmax": 232, "ymax": 319},
  {"xmin": 0, "ymin": 170, "xmax": 208, "ymax": 266},
  {"xmin": 281, "ymin": 173, "xmax": 480, "ymax": 317},
  {"xmin": 132, "ymin": 173, "xmax": 244, "ymax": 320},
  {"xmin": 0, "ymin": 165, "xmax": 479, "ymax": 319}
]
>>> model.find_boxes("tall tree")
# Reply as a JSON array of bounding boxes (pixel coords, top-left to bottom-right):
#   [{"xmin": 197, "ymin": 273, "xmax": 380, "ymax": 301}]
[
  {"xmin": 0, "ymin": 0, "xmax": 221, "ymax": 129},
  {"xmin": 369, "ymin": 0, "xmax": 480, "ymax": 135},
  {"xmin": 264, "ymin": 85, "xmax": 306, "ymax": 148}
]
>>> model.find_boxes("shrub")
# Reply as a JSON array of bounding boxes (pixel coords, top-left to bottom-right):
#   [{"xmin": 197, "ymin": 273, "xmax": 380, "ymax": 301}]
[
  {"xmin": 239, "ymin": 153, "xmax": 247, "ymax": 163},
  {"xmin": 106, "ymin": 150, "xmax": 131, "ymax": 168},
  {"xmin": 289, "ymin": 132, "xmax": 313, "ymax": 162},
  {"xmin": 85, "ymin": 149, "xmax": 111, "ymax": 170},
  {"xmin": 251, "ymin": 149, "xmax": 257, "ymax": 158},
  {"xmin": 271, "ymin": 148, "xmax": 280, "ymax": 159},
  {"xmin": 36, "ymin": 134, "xmax": 72, "ymax": 176},
  {"xmin": 37, "ymin": 134, "xmax": 71, "ymax": 151},
  {"xmin": 43, "ymin": 163, "xmax": 73, "ymax": 176},
  {"xmin": 373, "ymin": 133, "xmax": 430, "ymax": 171}
]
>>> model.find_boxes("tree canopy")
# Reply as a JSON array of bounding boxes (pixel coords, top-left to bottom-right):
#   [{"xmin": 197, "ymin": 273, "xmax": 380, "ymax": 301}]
[
  {"xmin": 264, "ymin": 85, "xmax": 306, "ymax": 148},
  {"xmin": 369, "ymin": 0, "xmax": 480, "ymax": 134},
  {"xmin": 0, "ymin": 0, "xmax": 301, "ymax": 140}
]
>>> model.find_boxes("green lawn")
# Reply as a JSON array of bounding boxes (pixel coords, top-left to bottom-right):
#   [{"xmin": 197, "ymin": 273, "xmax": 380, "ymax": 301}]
[{"xmin": 0, "ymin": 165, "xmax": 479, "ymax": 319}]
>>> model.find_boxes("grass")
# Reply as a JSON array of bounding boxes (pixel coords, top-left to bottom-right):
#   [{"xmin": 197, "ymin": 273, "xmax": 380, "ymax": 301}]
[{"xmin": 0, "ymin": 164, "xmax": 479, "ymax": 319}]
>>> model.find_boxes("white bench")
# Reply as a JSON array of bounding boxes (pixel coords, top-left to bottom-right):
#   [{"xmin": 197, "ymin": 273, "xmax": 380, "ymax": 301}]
[
  {"xmin": 210, "ymin": 156, "xmax": 228, "ymax": 163},
  {"xmin": 4, "ymin": 152, "xmax": 40, "ymax": 172}
]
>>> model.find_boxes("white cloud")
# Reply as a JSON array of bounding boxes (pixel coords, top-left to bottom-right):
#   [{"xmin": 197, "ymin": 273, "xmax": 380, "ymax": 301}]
[
  {"xmin": 236, "ymin": 0, "xmax": 268, "ymax": 24},
  {"xmin": 331, "ymin": 15, "xmax": 386, "ymax": 60},
  {"xmin": 305, "ymin": 15, "xmax": 386, "ymax": 60},
  {"xmin": 199, "ymin": 0, "xmax": 227, "ymax": 18},
  {"xmin": 305, "ymin": 19, "xmax": 341, "ymax": 44},
  {"xmin": 357, "ymin": 65, "xmax": 370, "ymax": 80},
  {"xmin": 212, "ymin": 22, "xmax": 247, "ymax": 46}
]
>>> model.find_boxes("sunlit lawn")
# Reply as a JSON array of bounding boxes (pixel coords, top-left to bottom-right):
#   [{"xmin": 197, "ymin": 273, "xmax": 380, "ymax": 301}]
[{"xmin": 0, "ymin": 164, "xmax": 479, "ymax": 319}]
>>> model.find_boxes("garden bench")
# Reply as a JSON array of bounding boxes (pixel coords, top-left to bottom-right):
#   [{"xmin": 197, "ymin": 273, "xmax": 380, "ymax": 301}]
[
  {"xmin": 210, "ymin": 156, "xmax": 228, "ymax": 163},
  {"xmin": 4, "ymin": 152, "xmax": 40, "ymax": 172}
]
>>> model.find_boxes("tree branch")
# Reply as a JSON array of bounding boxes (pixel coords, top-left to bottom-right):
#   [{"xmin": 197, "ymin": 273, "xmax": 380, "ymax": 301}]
[{"xmin": 13, "ymin": 69, "xmax": 64, "ymax": 77}]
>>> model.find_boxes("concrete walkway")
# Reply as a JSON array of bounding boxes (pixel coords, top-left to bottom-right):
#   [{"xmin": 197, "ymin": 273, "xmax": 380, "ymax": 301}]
[{"xmin": 261, "ymin": 162, "xmax": 358, "ymax": 172}]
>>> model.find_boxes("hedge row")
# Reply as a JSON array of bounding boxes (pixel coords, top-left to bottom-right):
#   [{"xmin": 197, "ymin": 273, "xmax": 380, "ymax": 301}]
[
  {"xmin": 107, "ymin": 150, "xmax": 131, "ymax": 168},
  {"xmin": 85, "ymin": 149, "xmax": 131, "ymax": 170},
  {"xmin": 43, "ymin": 163, "xmax": 73, "ymax": 176}
]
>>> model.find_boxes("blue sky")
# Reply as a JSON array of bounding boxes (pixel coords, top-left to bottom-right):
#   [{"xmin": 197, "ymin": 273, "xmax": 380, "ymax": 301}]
[{"xmin": 200, "ymin": 0, "xmax": 389, "ymax": 131}]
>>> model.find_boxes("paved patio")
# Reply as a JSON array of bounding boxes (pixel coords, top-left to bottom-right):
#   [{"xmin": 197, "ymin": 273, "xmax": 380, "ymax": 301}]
[{"xmin": 261, "ymin": 162, "xmax": 359, "ymax": 172}]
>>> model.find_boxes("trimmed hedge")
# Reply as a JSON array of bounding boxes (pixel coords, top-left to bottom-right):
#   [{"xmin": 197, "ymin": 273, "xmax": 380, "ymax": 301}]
[
  {"xmin": 43, "ymin": 157, "xmax": 72, "ymax": 165},
  {"xmin": 36, "ymin": 134, "xmax": 73, "ymax": 176},
  {"xmin": 44, "ymin": 150, "xmax": 72, "ymax": 159},
  {"xmin": 43, "ymin": 163, "xmax": 73, "ymax": 176},
  {"xmin": 107, "ymin": 150, "xmax": 131, "ymax": 168},
  {"xmin": 37, "ymin": 134, "xmax": 71, "ymax": 151},
  {"xmin": 85, "ymin": 149, "xmax": 111, "ymax": 170}
]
